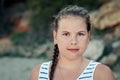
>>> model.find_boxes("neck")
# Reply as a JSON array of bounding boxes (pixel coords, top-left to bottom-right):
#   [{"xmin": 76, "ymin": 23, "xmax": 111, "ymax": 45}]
[{"xmin": 57, "ymin": 56, "xmax": 85, "ymax": 69}]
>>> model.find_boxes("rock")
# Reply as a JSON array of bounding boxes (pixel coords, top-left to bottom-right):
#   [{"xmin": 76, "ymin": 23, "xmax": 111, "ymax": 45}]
[
  {"xmin": 45, "ymin": 42, "xmax": 54, "ymax": 59},
  {"xmin": 0, "ymin": 38, "xmax": 15, "ymax": 54},
  {"xmin": 13, "ymin": 10, "xmax": 32, "ymax": 33},
  {"xmin": 104, "ymin": 33, "xmax": 113, "ymax": 40},
  {"xmin": 114, "ymin": 24, "xmax": 120, "ymax": 37},
  {"xmin": 90, "ymin": 0, "xmax": 120, "ymax": 30},
  {"xmin": 33, "ymin": 41, "xmax": 54, "ymax": 58},
  {"xmin": 84, "ymin": 39, "xmax": 105, "ymax": 60},
  {"xmin": 99, "ymin": 0, "xmax": 113, "ymax": 4},
  {"xmin": 112, "ymin": 41, "xmax": 120, "ymax": 56},
  {"xmin": 99, "ymin": 10, "xmax": 120, "ymax": 29},
  {"xmin": 112, "ymin": 40, "xmax": 120, "ymax": 48},
  {"xmin": 100, "ymin": 53, "xmax": 118, "ymax": 65},
  {"xmin": 33, "ymin": 44, "xmax": 48, "ymax": 57}
]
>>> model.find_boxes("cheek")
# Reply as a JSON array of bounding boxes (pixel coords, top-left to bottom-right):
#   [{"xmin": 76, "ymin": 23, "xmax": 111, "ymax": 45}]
[
  {"xmin": 57, "ymin": 37, "xmax": 68, "ymax": 45},
  {"xmin": 56, "ymin": 37, "xmax": 69, "ymax": 51},
  {"xmin": 57, "ymin": 34, "xmax": 67, "ymax": 42}
]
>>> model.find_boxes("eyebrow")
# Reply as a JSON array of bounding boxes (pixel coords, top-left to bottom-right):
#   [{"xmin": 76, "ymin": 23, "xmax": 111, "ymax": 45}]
[{"xmin": 62, "ymin": 31, "xmax": 86, "ymax": 33}]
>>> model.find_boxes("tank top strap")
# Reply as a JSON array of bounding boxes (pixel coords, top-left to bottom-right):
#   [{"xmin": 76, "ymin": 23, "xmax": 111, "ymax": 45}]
[
  {"xmin": 38, "ymin": 61, "xmax": 51, "ymax": 80},
  {"xmin": 77, "ymin": 60, "xmax": 100, "ymax": 80}
]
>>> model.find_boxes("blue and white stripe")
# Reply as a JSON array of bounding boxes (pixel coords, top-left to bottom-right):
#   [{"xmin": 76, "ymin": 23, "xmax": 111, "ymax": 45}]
[
  {"xmin": 38, "ymin": 60, "xmax": 99, "ymax": 80},
  {"xmin": 77, "ymin": 61, "xmax": 100, "ymax": 80},
  {"xmin": 38, "ymin": 61, "xmax": 51, "ymax": 80}
]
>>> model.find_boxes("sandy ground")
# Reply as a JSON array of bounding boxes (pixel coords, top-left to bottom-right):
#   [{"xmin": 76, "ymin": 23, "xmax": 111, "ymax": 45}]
[
  {"xmin": 0, "ymin": 57, "xmax": 47, "ymax": 80},
  {"xmin": 0, "ymin": 57, "xmax": 119, "ymax": 80}
]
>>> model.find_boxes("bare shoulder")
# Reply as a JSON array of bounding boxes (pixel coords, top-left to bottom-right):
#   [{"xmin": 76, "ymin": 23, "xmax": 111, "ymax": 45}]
[
  {"xmin": 94, "ymin": 63, "xmax": 115, "ymax": 80},
  {"xmin": 30, "ymin": 64, "xmax": 41, "ymax": 80}
]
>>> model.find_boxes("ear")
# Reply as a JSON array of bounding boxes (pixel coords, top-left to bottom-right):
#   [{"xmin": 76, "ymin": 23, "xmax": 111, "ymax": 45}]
[{"xmin": 53, "ymin": 30, "xmax": 57, "ymax": 44}]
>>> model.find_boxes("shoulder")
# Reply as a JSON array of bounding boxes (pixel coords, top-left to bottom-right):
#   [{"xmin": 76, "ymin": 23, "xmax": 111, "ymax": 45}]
[
  {"xmin": 30, "ymin": 64, "xmax": 41, "ymax": 80},
  {"xmin": 29, "ymin": 61, "xmax": 51, "ymax": 80},
  {"xmin": 94, "ymin": 63, "xmax": 115, "ymax": 80}
]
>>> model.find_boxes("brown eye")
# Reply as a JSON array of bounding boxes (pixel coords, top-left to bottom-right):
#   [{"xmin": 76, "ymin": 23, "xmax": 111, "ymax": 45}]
[
  {"xmin": 78, "ymin": 33, "xmax": 84, "ymax": 36},
  {"xmin": 63, "ymin": 33, "xmax": 70, "ymax": 36}
]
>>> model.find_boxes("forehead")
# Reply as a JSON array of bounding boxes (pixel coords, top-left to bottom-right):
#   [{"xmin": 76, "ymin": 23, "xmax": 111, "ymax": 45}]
[{"xmin": 58, "ymin": 15, "xmax": 87, "ymax": 32}]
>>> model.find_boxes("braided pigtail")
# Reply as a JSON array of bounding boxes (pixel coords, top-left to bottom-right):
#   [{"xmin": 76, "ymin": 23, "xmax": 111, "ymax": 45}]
[{"xmin": 49, "ymin": 44, "xmax": 59, "ymax": 80}]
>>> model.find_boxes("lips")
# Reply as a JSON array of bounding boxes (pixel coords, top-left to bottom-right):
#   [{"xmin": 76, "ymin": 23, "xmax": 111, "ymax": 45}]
[{"xmin": 67, "ymin": 48, "xmax": 79, "ymax": 52}]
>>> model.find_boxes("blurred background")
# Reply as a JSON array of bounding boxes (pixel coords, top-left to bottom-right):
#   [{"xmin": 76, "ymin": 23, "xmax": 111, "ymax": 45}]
[{"xmin": 0, "ymin": 0, "xmax": 120, "ymax": 80}]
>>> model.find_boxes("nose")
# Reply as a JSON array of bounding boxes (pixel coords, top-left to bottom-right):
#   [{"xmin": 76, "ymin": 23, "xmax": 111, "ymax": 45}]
[{"xmin": 70, "ymin": 36, "xmax": 77, "ymax": 45}]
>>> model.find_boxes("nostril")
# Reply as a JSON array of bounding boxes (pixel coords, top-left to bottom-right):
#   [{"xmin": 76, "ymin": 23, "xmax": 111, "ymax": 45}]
[{"xmin": 71, "ymin": 40, "xmax": 77, "ymax": 45}]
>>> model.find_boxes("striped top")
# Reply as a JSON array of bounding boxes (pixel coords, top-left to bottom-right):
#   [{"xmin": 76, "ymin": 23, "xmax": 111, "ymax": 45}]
[{"xmin": 38, "ymin": 60, "xmax": 100, "ymax": 80}]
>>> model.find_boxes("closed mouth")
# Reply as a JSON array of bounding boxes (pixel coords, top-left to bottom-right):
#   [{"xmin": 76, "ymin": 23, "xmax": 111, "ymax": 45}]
[{"xmin": 67, "ymin": 49, "xmax": 79, "ymax": 52}]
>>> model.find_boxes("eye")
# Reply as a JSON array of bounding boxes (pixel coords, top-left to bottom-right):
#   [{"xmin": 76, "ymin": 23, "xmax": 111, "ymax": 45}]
[
  {"xmin": 63, "ymin": 32, "xmax": 70, "ymax": 36},
  {"xmin": 78, "ymin": 32, "xmax": 85, "ymax": 36}
]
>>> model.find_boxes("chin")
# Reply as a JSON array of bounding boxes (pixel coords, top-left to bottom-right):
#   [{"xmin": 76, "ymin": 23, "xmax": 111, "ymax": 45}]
[{"xmin": 65, "ymin": 55, "xmax": 82, "ymax": 61}]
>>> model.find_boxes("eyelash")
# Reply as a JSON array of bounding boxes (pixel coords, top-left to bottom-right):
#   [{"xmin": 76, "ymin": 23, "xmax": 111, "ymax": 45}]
[
  {"xmin": 62, "ymin": 33, "xmax": 85, "ymax": 36},
  {"xmin": 78, "ymin": 33, "xmax": 85, "ymax": 36},
  {"xmin": 63, "ymin": 33, "xmax": 69, "ymax": 36}
]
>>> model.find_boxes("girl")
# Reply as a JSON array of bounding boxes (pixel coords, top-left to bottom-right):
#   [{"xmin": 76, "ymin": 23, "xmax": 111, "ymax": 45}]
[{"xmin": 30, "ymin": 5, "xmax": 115, "ymax": 80}]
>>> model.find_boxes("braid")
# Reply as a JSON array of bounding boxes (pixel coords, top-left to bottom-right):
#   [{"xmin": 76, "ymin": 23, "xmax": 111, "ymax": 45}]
[{"xmin": 49, "ymin": 44, "xmax": 59, "ymax": 80}]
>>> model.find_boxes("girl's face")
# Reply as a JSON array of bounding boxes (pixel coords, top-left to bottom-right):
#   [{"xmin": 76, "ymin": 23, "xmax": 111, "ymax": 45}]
[{"xmin": 53, "ymin": 15, "xmax": 90, "ymax": 60}]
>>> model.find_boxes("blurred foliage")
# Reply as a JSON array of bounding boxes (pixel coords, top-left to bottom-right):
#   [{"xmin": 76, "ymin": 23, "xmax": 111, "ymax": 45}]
[
  {"xmin": 0, "ymin": 0, "xmax": 12, "ymax": 38},
  {"xmin": 27, "ymin": 0, "xmax": 100, "ymax": 41},
  {"xmin": 0, "ymin": 0, "xmax": 100, "ymax": 40},
  {"xmin": 28, "ymin": 0, "xmax": 100, "ymax": 23},
  {"xmin": 0, "ymin": 0, "xmax": 101, "ymax": 57}
]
